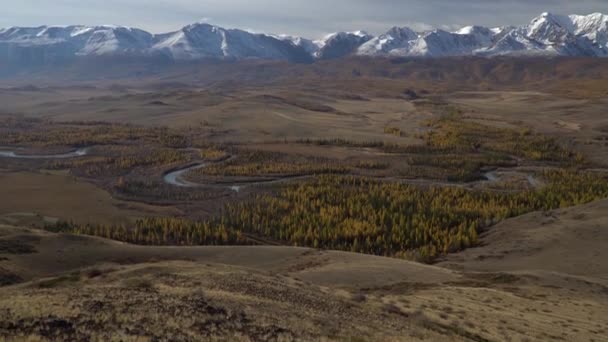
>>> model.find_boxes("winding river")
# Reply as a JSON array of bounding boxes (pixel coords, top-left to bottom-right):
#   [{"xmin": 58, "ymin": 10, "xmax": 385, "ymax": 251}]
[
  {"xmin": 0, "ymin": 146, "xmax": 543, "ymax": 192},
  {"xmin": 483, "ymin": 171, "xmax": 500, "ymax": 182},
  {"xmin": 162, "ymin": 159, "xmax": 521, "ymax": 193},
  {"xmin": 162, "ymin": 160, "xmax": 313, "ymax": 192},
  {"xmin": 0, "ymin": 148, "xmax": 88, "ymax": 159},
  {"xmin": 163, "ymin": 163, "xmax": 210, "ymax": 188}
]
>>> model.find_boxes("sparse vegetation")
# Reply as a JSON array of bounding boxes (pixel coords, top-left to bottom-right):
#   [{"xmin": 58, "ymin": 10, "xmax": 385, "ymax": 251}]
[
  {"xmin": 384, "ymin": 126, "xmax": 405, "ymax": 137},
  {"xmin": 419, "ymin": 113, "xmax": 584, "ymax": 165},
  {"xmin": 354, "ymin": 161, "xmax": 389, "ymax": 170},
  {"xmin": 296, "ymin": 112, "xmax": 585, "ymax": 182},
  {"xmin": 0, "ymin": 119, "xmax": 163, "ymax": 147},
  {"xmin": 198, "ymin": 148, "xmax": 229, "ymax": 161}
]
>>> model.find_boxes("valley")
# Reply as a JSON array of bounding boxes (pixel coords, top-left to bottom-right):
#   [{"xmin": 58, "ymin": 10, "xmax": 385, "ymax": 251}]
[{"xmin": 0, "ymin": 57, "xmax": 608, "ymax": 341}]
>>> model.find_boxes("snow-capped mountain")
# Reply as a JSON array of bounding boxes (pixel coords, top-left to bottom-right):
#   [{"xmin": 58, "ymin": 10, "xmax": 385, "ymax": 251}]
[
  {"xmin": 357, "ymin": 27, "xmax": 418, "ymax": 55},
  {"xmin": 1, "ymin": 12, "xmax": 607, "ymax": 67},
  {"xmin": 356, "ymin": 25, "xmax": 503, "ymax": 57},
  {"xmin": 355, "ymin": 12, "xmax": 608, "ymax": 57},
  {"xmin": 455, "ymin": 26, "xmax": 497, "ymax": 46},
  {"xmin": 527, "ymin": 12, "xmax": 608, "ymax": 46},
  {"xmin": 78, "ymin": 26, "xmax": 154, "ymax": 56},
  {"xmin": 478, "ymin": 29, "xmax": 546, "ymax": 56},
  {"xmin": 313, "ymin": 31, "xmax": 373, "ymax": 60},
  {"xmin": 0, "ymin": 23, "xmax": 311, "ymax": 65},
  {"xmin": 276, "ymin": 35, "xmax": 320, "ymax": 55},
  {"xmin": 0, "ymin": 25, "xmax": 154, "ymax": 55},
  {"xmin": 570, "ymin": 13, "xmax": 608, "ymax": 48},
  {"xmin": 153, "ymin": 23, "xmax": 311, "ymax": 62},
  {"xmin": 521, "ymin": 12, "xmax": 607, "ymax": 56}
]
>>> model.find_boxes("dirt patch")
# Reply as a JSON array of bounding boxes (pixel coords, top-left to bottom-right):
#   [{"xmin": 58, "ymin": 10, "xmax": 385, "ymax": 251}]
[{"xmin": 555, "ymin": 120, "xmax": 582, "ymax": 131}]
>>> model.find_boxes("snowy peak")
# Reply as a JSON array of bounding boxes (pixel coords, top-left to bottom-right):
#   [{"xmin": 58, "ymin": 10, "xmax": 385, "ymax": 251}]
[
  {"xmin": 1, "ymin": 11, "xmax": 608, "ymax": 66},
  {"xmin": 318, "ymin": 30, "xmax": 371, "ymax": 43},
  {"xmin": 358, "ymin": 26, "xmax": 493, "ymax": 57},
  {"xmin": 410, "ymin": 29, "xmax": 492, "ymax": 57},
  {"xmin": 0, "ymin": 25, "xmax": 153, "ymax": 56},
  {"xmin": 277, "ymin": 35, "xmax": 320, "ymax": 55},
  {"xmin": 522, "ymin": 12, "xmax": 608, "ymax": 56},
  {"xmin": 79, "ymin": 26, "xmax": 153, "ymax": 56},
  {"xmin": 455, "ymin": 25, "xmax": 495, "ymax": 45},
  {"xmin": 356, "ymin": 12, "xmax": 608, "ymax": 58},
  {"xmin": 527, "ymin": 12, "xmax": 608, "ymax": 45},
  {"xmin": 357, "ymin": 27, "xmax": 417, "ymax": 55},
  {"xmin": 315, "ymin": 31, "xmax": 373, "ymax": 59},
  {"xmin": 569, "ymin": 13, "xmax": 608, "ymax": 48},
  {"xmin": 0, "ymin": 25, "xmax": 80, "ymax": 44},
  {"xmin": 386, "ymin": 26, "xmax": 418, "ymax": 40},
  {"xmin": 526, "ymin": 12, "xmax": 574, "ymax": 43},
  {"xmin": 570, "ymin": 12, "xmax": 608, "ymax": 33},
  {"xmin": 421, "ymin": 29, "xmax": 487, "ymax": 56},
  {"xmin": 480, "ymin": 29, "xmax": 544, "ymax": 56},
  {"xmin": 154, "ymin": 23, "xmax": 227, "ymax": 59},
  {"xmin": 152, "ymin": 23, "xmax": 312, "ymax": 62}
]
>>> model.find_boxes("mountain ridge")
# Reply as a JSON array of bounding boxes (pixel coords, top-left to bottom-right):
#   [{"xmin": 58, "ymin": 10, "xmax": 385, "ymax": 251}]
[{"xmin": 1, "ymin": 12, "xmax": 607, "ymax": 66}]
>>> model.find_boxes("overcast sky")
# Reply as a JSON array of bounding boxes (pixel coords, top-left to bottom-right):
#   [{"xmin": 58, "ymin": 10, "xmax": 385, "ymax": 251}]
[{"xmin": 2, "ymin": 0, "xmax": 607, "ymax": 38}]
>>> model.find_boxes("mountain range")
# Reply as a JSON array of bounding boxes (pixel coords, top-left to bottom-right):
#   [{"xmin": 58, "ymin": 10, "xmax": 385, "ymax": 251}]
[{"xmin": 1, "ymin": 12, "xmax": 607, "ymax": 66}]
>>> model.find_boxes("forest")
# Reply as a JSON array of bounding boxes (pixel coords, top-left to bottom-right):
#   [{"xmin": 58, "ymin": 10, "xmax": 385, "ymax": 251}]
[
  {"xmin": 47, "ymin": 169, "xmax": 608, "ymax": 262},
  {"xmin": 212, "ymin": 170, "xmax": 608, "ymax": 261}
]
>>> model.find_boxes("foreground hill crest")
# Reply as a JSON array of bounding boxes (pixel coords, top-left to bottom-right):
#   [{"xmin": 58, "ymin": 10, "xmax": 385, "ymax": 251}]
[{"xmin": 0, "ymin": 12, "xmax": 607, "ymax": 66}]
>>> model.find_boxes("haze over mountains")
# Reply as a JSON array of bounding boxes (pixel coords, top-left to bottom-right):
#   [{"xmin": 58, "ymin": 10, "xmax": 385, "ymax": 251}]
[{"xmin": 1, "ymin": 12, "xmax": 607, "ymax": 67}]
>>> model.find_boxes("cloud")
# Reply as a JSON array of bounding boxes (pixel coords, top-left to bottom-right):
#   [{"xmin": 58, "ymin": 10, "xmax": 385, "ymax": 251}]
[{"xmin": 3, "ymin": 0, "xmax": 608, "ymax": 37}]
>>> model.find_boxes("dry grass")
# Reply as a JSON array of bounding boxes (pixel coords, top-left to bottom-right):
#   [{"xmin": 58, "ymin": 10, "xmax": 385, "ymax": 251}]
[
  {"xmin": 0, "ymin": 171, "xmax": 176, "ymax": 225},
  {"xmin": 0, "ymin": 258, "xmax": 441, "ymax": 341},
  {"xmin": 1, "ymin": 194, "xmax": 607, "ymax": 341}
]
